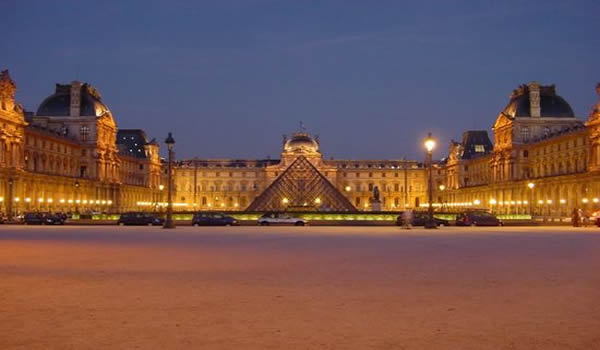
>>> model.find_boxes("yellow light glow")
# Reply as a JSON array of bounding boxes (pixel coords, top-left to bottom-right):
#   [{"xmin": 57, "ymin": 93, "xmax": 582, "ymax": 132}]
[
  {"xmin": 424, "ymin": 138, "xmax": 436, "ymax": 152},
  {"xmin": 207, "ymin": 203, "xmax": 212, "ymax": 207},
  {"xmin": 315, "ymin": 197, "xmax": 321, "ymax": 204},
  {"xmin": 0, "ymin": 197, "xmax": 3, "ymax": 202},
  {"xmin": 25, "ymin": 197, "xmax": 31, "ymax": 203},
  {"xmin": 523, "ymin": 200, "xmax": 528, "ymax": 204},
  {"xmin": 101, "ymin": 200, "xmax": 106, "ymax": 204},
  {"xmin": 473, "ymin": 199, "xmax": 481, "ymax": 205},
  {"xmin": 14, "ymin": 197, "xmax": 20, "ymax": 202},
  {"xmin": 345, "ymin": 185, "xmax": 351, "ymax": 192},
  {"xmin": 234, "ymin": 203, "xmax": 239, "ymax": 207},
  {"xmin": 82, "ymin": 200, "xmax": 88, "ymax": 204},
  {"xmin": 38, "ymin": 198, "xmax": 44, "ymax": 203},
  {"xmin": 159, "ymin": 185, "xmax": 164, "ymax": 191},
  {"xmin": 594, "ymin": 198, "xmax": 599, "ymax": 203},
  {"xmin": 47, "ymin": 198, "xmax": 53, "ymax": 203},
  {"xmin": 559, "ymin": 199, "xmax": 566, "ymax": 204},
  {"xmin": 108, "ymin": 200, "xmax": 113, "ymax": 205},
  {"xmin": 527, "ymin": 182, "xmax": 535, "ymax": 189},
  {"xmin": 220, "ymin": 203, "xmax": 225, "ymax": 207},
  {"xmin": 439, "ymin": 185, "xmax": 446, "ymax": 191},
  {"xmin": 75, "ymin": 199, "xmax": 81, "ymax": 204},
  {"xmin": 489, "ymin": 199, "xmax": 497, "ymax": 205},
  {"xmin": 583, "ymin": 198, "xmax": 589, "ymax": 203},
  {"xmin": 546, "ymin": 200, "xmax": 552, "ymax": 204},
  {"xmin": 510, "ymin": 201, "xmax": 515, "ymax": 205},
  {"xmin": 364, "ymin": 203, "xmax": 368, "ymax": 208},
  {"xmin": 517, "ymin": 200, "xmax": 522, "ymax": 205},
  {"xmin": 538, "ymin": 200, "xmax": 544, "ymax": 204},
  {"xmin": 60, "ymin": 199, "xmax": 65, "ymax": 203},
  {"xmin": 68, "ymin": 199, "xmax": 73, "ymax": 204},
  {"xmin": 282, "ymin": 198, "xmax": 289, "ymax": 204}
]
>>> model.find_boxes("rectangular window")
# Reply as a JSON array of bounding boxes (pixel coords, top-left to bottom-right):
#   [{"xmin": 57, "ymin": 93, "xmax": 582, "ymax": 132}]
[
  {"xmin": 474, "ymin": 145, "xmax": 485, "ymax": 153},
  {"xmin": 521, "ymin": 127, "xmax": 529, "ymax": 142},
  {"xmin": 80, "ymin": 126, "xmax": 90, "ymax": 142}
]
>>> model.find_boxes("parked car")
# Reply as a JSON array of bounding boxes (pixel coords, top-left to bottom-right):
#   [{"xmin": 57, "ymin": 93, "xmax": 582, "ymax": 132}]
[
  {"xmin": 192, "ymin": 212, "xmax": 239, "ymax": 226},
  {"xmin": 395, "ymin": 211, "xmax": 449, "ymax": 227},
  {"xmin": 117, "ymin": 212, "xmax": 164, "ymax": 226},
  {"xmin": 23, "ymin": 212, "xmax": 64, "ymax": 225},
  {"xmin": 258, "ymin": 212, "xmax": 307, "ymax": 226},
  {"xmin": 43, "ymin": 213, "xmax": 66, "ymax": 225},
  {"xmin": 455, "ymin": 211, "xmax": 503, "ymax": 226}
]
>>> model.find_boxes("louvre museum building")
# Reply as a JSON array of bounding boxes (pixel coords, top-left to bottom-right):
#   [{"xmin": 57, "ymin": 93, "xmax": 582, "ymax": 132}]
[{"xmin": 1, "ymin": 69, "xmax": 600, "ymax": 219}]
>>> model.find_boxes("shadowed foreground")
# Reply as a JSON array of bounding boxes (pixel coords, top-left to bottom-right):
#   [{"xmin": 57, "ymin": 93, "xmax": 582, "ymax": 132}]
[{"xmin": 1, "ymin": 226, "xmax": 600, "ymax": 349}]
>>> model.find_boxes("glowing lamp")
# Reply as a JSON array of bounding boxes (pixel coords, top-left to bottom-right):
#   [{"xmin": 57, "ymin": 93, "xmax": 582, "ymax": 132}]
[{"xmin": 424, "ymin": 133, "xmax": 436, "ymax": 153}]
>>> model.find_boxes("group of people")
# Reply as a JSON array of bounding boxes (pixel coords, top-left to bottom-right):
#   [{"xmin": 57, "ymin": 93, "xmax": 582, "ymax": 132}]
[{"xmin": 571, "ymin": 208, "xmax": 593, "ymax": 227}]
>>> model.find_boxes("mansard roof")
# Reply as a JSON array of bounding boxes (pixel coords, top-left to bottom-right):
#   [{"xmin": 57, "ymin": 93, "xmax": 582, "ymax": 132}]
[
  {"xmin": 501, "ymin": 83, "xmax": 574, "ymax": 119},
  {"xmin": 36, "ymin": 82, "xmax": 110, "ymax": 117},
  {"xmin": 460, "ymin": 130, "xmax": 493, "ymax": 159}
]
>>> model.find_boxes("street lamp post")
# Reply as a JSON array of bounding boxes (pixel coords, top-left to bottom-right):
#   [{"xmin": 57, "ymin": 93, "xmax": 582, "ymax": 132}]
[
  {"xmin": 527, "ymin": 182, "xmax": 535, "ymax": 218},
  {"xmin": 158, "ymin": 184, "xmax": 164, "ymax": 212},
  {"xmin": 74, "ymin": 181, "xmax": 80, "ymax": 215},
  {"xmin": 7, "ymin": 178, "xmax": 14, "ymax": 221},
  {"xmin": 163, "ymin": 132, "xmax": 176, "ymax": 229},
  {"xmin": 424, "ymin": 132, "xmax": 437, "ymax": 229}
]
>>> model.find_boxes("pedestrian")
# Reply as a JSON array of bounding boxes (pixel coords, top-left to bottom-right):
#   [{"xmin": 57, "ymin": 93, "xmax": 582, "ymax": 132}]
[
  {"xmin": 402, "ymin": 209, "xmax": 413, "ymax": 229},
  {"xmin": 582, "ymin": 208, "xmax": 589, "ymax": 227},
  {"xmin": 571, "ymin": 208, "xmax": 580, "ymax": 227}
]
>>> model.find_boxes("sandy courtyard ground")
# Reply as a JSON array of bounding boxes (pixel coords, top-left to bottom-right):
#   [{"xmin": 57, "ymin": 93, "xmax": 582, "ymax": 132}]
[{"xmin": 1, "ymin": 225, "xmax": 600, "ymax": 349}]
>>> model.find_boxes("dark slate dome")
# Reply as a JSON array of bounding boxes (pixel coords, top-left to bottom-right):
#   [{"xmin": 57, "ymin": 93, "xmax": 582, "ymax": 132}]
[
  {"xmin": 36, "ymin": 82, "xmax": 110, "ymax": 117},
  {"xmin": 284, "ymin": 132, "xmax": 320, "ymax": 153},
  {"xmin": 502, "ymin": 83, "xmax": 574, "ymax": 118}
]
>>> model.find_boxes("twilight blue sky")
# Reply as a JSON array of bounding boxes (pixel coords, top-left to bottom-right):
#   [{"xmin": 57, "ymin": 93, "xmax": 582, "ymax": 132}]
[{"xmin": 2, "ymin": 0, "xmax": 599, "ymax": 160}]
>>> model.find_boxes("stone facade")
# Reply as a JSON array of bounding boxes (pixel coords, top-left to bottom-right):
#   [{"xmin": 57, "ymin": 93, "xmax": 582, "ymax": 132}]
[
  {"xmin": 173, "ymin": 132, "xmax": 428, "ymax": 211},
  {"xmin": 0, "ymin": 70, "xmax": 161, "ymax": 218},
  {"xmin": 439, "ymin": 82, "xmax": 600, "ymax": 218}
]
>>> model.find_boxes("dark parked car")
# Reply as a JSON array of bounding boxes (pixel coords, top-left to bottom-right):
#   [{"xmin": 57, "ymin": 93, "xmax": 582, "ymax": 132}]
[
  {"xmin": 23, "ymin": 212, "xmax": 64, "ymax": 225},
  {"xmin": 455, "ymin": 211, "xmax": 503, "ymax": 226},
  {"xmin": 395, "ymin": 211, "xmax": 449, "ymax": 227},
  {"xmin": 192, "ymin": 212, "xmax": 238, "ymax": 226},
  {"xmin": 23, "ymin": 213, "xmax": 44, "ymax": 225},
  {"xmin": 117, "ymin": 212, "xmax": 164, "ymax": 226}
]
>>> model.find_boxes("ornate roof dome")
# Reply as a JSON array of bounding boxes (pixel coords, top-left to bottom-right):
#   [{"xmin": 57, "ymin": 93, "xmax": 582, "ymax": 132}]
[
  {"xmin": 501, "ymin": 83, "xmax": 574, "ymax": 119},
  {"xmin": 283, "ymin": 132, "xmax": 320, "ymax": 153},
  {"xmin": 36, "ymin": 82, "xmax": 110, "ymax": 117}
]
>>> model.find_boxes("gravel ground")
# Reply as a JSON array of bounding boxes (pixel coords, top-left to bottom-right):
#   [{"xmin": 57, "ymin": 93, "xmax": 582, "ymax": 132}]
[{"xmin": 1, "ymin": 225, "xmax": 600, "ymax": 349}]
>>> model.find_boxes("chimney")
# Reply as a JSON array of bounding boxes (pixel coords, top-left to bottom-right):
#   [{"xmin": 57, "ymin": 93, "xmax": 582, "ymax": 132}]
[
  {"xmin": 70, "ymin": 80, "xmax": 81, "ymax": 117},
  {"xmin": 528, "ymin": 81, "xmax": 541, "ymax": 118}
]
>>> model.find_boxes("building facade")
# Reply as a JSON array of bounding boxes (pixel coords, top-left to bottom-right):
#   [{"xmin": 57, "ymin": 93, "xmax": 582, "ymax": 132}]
[
  {"xmin": 438, "ymin": 82, "xmax": 600, "ymax": 218},
  {"xmin": 173, "ymin": 132, "xmax": 428, "ymax": 212},
  {"xmin": 0, "ymin": 70, "xmax": 161, "ymax": 218}
]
